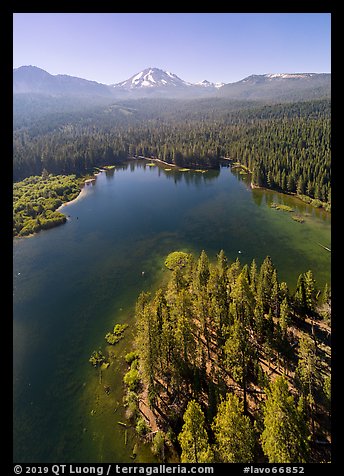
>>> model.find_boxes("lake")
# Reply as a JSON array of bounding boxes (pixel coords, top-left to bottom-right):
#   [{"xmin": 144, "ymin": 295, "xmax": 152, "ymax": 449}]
[{"xmin": 13, "ymin": 160, "xmax": 331, "ymax": 462}]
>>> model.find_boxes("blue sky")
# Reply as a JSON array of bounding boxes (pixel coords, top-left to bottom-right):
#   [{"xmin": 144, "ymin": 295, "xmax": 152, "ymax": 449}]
[{"xmin": 13, "ymin": 13, "xmax": 331, "ymax": 84}]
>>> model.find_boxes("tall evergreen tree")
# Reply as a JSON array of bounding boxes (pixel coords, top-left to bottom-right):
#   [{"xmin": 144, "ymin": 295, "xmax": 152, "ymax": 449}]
[
  {"xmin": 224, "ymin": 317, "xmax": 255, "ymax": 413},
  {"xmin": 212, "ymin": 393, "xmax": 255, "ymax": 462},
  {"xmin": 261, "ymin": 376, "xmax": 310, "ymax": 463},
  {"xmin": 257, "ymin": 256, "xmax": 276, "ymax": 313},
  {"xmin": 178, "ymin": 400, "xmax": 213, "ymax": 463},
  {"xmin": 195, "ymin": 250, "xmax": 210, "ymax": 289},
  {"xmin": 295, "ymin": 334, "xmax": 319, "ymax": 436}
]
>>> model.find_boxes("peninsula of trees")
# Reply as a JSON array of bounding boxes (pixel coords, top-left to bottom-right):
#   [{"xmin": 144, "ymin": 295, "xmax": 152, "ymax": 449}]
[
  {"xmin": 121, "ymin": 250, "xmax": 331, "ymax": 463},
  {"xmin": 13, "ymin": 172, "xmax": 82, "ymax": 236}
]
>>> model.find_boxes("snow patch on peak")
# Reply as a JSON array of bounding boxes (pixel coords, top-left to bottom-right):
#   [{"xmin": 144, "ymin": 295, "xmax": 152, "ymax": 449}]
[
  {"xmin": 265, "ymin": 73, "xmax": 315, "ymax": 79},
  {"xmin": 147, "ymin": 73, "xmax": 156, "ymax": 83},
  {"xmin": 132, "ymin": 71, "xmax": 143, "ymax": 84},
  {"xmin": 141, "ymin": 80, "xmax": 153, "ymax": 87}
]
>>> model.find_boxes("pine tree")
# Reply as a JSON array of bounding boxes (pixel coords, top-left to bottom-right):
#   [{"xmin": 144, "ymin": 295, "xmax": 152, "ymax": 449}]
[
  {"xmin": 217, "ymin": 249, "xmax": 228, "ymax": 278},
  {"xmin": 135, "ymin": 292, "xmax": 157, "ymax": 402},
  {"xmin": 279, "ymin": 297, "xmax": 291, "ymax": 337},
  {"xmin": 296, "ymin": 335, "xmax": 318, "ymax": 396},
  {"xmin": 212, "ymin": 393, "xmax": 255, "ymax": 462},
  {"xmin": 271, "ymin": 269, "xmax": 280, "ymax": 317},
  {"xmin": 195, "ymin": 250, "xmax": 210, "ymax": 291},
  {"xmin": 178, "ymin": 400, "xmax": 213, "ymax": 463},
  {"xmin": 253, "ymin": 302, "xmax": 265, "ymax": 343},
  {"xmin": 261, "ymin": 376, "xmax": 310, "ymax": 463},
  {"xmin": 303, "ymin": 270, "xmax": 316, "ymax": 316},
  {"xmin": 296, "ymin": 176, "xmax": 305, "ymax": 195},
  {"xmin": 224, "ymin": 317, "xmax": 255, "ymax": 412},
  {"xmin": 294, "ymin": 273, "xmax": 307, "ymax": 317},
  {"xmin": 295, "ymin": 334, "xmax": 319, "ymax": 436},
  {"xmin": 207, "ymin": 264, "xmax": 228, "ymax": 351},
  {"xmin": 322, "ymin": 374, "xmax": 331, "ymax": 418},
  {"xmin": 230, "ymin": 268, "xmax": 254, "ymax": 327},
  {"xmin": 257, "ymin": 256, "xmax": 275, "ymax": 313},
  {"xmin": 249, "ymin": 259, "xmax": 258, "ymax": 295},
  {"xmin": 173, "ymin": 288, "xmax": 196, "ymax": 373}
]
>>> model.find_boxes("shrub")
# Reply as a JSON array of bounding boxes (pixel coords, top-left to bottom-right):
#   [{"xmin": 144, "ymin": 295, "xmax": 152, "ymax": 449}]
[
  {"xmin": 130, "ymin": 359, "xmax": 139, "ymax": 370},
  {"xmin": 135, "ymin": 417, "xmax": 149, "ymax": 436},
  {"xmin": 89, "ymin": 349, "xmax": 107, "ymax": 367},
  {"xmin": 113, "ymin": 323, "xmax": 128, "ymax": 335},
  {"xmin": 105, "ymin": 333, "xmax": 122, "ymax": 345},
  {"xmin": 105, "ymin": 323, "xmax": 128, "ymax": 345},
  {"xmin": 123, "ymin": 389, "xmax": 139, "ymax": 420},
  {"xmin": 125, "ymin": 351, "xmax": 140, "ymax": 364},
  {"xmin": 123, "ymin": 368, "xmax": 140, "ymax": 391},
  {"xmin": 151, "ymin": 431, "xmax": 165, "ymax": 458}
]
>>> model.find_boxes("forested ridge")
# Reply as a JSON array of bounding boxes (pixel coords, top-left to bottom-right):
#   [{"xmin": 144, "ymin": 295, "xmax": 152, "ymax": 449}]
[
  {"xmin": 121, "ymin": 251, "xmax": 331, "ymax": 463},
  {"xmin": 13, "ymin": 98, "xmax": 330, "ymax": 207}
]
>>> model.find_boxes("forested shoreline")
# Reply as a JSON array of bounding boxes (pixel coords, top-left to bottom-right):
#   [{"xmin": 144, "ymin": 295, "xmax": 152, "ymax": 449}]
[
  {"xmin": 14, "ymin": 93, "xmax": 331, "ymax": 462},
  {"xmin": 114, "ymin": 250, "xmax": 331, "ymax": 463},
  {"xmin": 13, "ymin": 98, "xmax": 331, "ymax": 208}
]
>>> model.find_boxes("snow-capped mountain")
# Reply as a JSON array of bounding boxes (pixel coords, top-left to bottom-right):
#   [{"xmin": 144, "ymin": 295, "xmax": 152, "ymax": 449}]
[
  {"xmin": 112, "ymin": 68, "xmax": 192, "ymax": 90},
  {"xmin": 111, "ymin": 68, "xmax": 226, "ymax": 98},
  {"xmin": 13, "ymin": 66, "xmax": 330, "ymax": 102},
  {"xmin": 195, "ymin": 79, "xmax": 225, "ymax": 89}
]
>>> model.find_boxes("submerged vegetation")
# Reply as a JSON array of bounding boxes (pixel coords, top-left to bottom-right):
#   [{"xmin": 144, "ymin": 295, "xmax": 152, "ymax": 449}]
[
  {"xmin": 89, "ymin": 349, "xmax": 108, "ymax": 368},
  {"xmin": 105, "ymin": 323, "xmax": 128, "ymax": 345},
  {"xmin": 270, "ymin": 202, "xmax": 294, "ymax": 212},
  {"xmin": 105, "ymin": 250, "xmax": 330, "ymax": 463},
  {"xmin": 13, "ymin": 172, "xmax": 82, "ymax": 236},
  {"xmin": 292, "ymin": 215, "xmax": 305, "ymax": 223}
]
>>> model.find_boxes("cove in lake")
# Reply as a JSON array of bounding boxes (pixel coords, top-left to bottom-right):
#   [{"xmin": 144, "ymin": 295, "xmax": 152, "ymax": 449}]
[{"xmin": 13, "ymin": 160, "xmax": 330, "ymax": 463}]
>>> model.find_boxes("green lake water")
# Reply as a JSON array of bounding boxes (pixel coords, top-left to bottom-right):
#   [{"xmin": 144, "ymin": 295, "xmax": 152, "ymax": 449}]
[{"xmin": 13, "ymin": 160, "xmax": 331, "ymax": 462}]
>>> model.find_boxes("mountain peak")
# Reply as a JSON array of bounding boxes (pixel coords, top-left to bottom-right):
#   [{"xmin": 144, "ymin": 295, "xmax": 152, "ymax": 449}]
[
  {"xmin": 195, "ymin": 79, "xmax": 224, "ymax": 89},
  {"xmin": 113, "ymin": 67, "xmax": 190, "ymax": 90},
  {"xmin": 112, "ymin": 68, "xmax": 227, "ymax": 95}
]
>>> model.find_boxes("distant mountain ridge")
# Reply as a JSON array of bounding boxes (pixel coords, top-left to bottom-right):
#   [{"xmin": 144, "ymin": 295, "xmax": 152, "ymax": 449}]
[
  {"xmin": 218, "ymin": 72, "xmax": 331, "ymax": 101},
  {"xmin": 13, "ymin": 65, "xmax": 113, "ymax": 96},
  {"xmin": 13, "ymin": 65, "xmax": 331, "ymax": 101}
]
